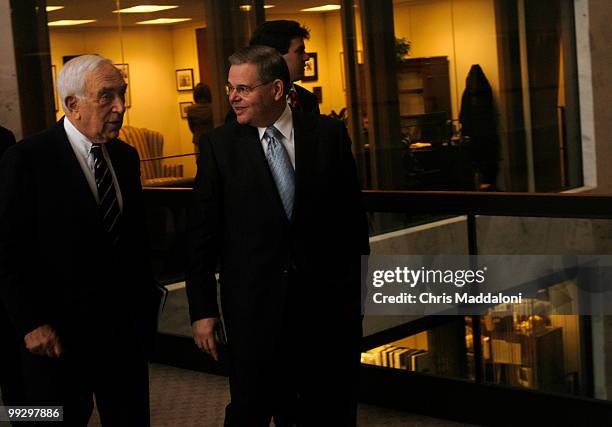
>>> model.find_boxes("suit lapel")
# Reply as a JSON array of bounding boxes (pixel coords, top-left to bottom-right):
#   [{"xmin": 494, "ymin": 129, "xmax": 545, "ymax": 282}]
[
  {"xmin": 52, "ymin": 119, "xmax": 99, "ymax": 216},
  {"xmin": 236, "ymin": 124, "xmax": 290, "ymax": 223}
]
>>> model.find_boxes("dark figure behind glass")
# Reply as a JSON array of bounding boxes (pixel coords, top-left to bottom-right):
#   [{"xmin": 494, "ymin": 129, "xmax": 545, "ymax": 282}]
[
  {"xmin": 187, "ymin": 83, "xmax": 214, "ymax": 150},
  {"xmin": 459, "ymin": 64, "xmax": 500, "ymax": 189},
  {"xmin": 0, "ymin": 125, "xmax": 26, "ymax": 417}
]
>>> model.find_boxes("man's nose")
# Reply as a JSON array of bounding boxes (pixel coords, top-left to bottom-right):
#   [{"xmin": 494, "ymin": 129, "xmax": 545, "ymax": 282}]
[
  {"xmin": 112, "ymin": 95, "xmax": 126, "ymax": 113},
  {"xmin": 229, "ymin": 90, "xmax": 240, "ymax": 103}
]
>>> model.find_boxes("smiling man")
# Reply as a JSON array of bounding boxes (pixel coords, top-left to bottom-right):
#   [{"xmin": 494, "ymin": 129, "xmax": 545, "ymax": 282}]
[
  {"xmin": 187, "ymin": 46, "xmax": 369, "ymax": 426},
  {"xmin": 0, "ymin": 55, "xmax": 157, "ymax": 425}
]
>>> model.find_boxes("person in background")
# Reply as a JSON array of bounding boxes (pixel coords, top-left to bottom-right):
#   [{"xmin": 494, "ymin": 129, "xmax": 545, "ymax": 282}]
[
  {"xmin": 187, "ymin": 45, "xmax": 369, "ymax": 426},
  {"xmin": 0, "ymin": 55, "xmax": 158, "ymax": 425},
  {"xmin": 249, "ymin": 20, "xmax": 320, "ymax": 114},
  {"xmin": 187, "ymin": 83, "xmax": 214, "ymax": 152}
]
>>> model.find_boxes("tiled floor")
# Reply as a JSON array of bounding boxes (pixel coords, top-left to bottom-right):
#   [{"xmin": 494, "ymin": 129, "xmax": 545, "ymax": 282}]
[
  {"xmin": 88, "ymin": 363, "xmax": 476, "ymax": 427},
  {"xmin": 0, "ymin": 363, "xmax": 476, "ymax": 426}
]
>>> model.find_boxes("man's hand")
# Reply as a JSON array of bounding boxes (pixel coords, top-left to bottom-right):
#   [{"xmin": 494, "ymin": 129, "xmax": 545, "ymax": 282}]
[
  {"xmin": 24, "ymin": 324, "xmax": 64, "ymax": 358},
  {"xmin": 192, "ymin": 317, "xmax": 223, "ymax": 361}
]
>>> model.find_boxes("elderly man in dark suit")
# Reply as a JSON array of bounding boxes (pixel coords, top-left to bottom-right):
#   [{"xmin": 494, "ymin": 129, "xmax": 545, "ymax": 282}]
[
  {"xmin": 0, "ymin": 55, "xmax": 156, "ymax": 425},
  {"xmin": 187, "ymin": 45, "xmax": 369, "ymax": 426}
]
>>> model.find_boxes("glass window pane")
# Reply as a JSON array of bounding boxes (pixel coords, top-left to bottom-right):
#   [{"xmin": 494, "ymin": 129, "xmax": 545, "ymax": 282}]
[{"xmin": 385, "ymin": 0, "xmax": 582, "ymax": 192}]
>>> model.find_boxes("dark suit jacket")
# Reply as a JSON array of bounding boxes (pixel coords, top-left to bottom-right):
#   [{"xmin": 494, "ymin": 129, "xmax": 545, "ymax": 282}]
[
  {"xmin": 293, "ymin": 83, "xmax": 320, "ymax": 114},
  {"xmin": 187, "ymin": 109, "xmax": 369, "ymax": 359},
  {"xmin": 0, "ymin": 119, "xmax": 156, "ymax": 350},
  {"xmin": 0, "ymin": 126, "xmax": 16, "ymax": 159}
]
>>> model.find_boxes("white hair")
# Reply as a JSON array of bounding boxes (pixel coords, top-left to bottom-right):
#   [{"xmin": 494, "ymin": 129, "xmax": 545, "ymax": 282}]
[{"xmin": 57, "ymin": 54, "xmax": 114, "ymax": 113}]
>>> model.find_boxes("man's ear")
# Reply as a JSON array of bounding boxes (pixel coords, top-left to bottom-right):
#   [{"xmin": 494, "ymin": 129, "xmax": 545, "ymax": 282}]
[
  {"xmin": 65, "ymin": 96, "xmax": 80, "ymax": 118},
  {"xmin": 272, "ymin": 80, "xmax": 285, "ymax": 101}
]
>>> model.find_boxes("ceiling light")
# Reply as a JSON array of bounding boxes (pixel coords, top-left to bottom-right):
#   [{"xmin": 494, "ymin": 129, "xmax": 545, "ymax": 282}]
[
  {"xmin": 300, "ymin": 5, "xmax": 341, "ymax": 12},
  {"xmin": 136, "ymin": 18, "xmax": 192, "ymax": 25},
  {"xmin": 45, "ymin": 6, "xmax": 65, "ymax": 12},
  {"xmin": 113, "ymin": 5, "xmax": 179, "ymax": 13},
  {"xmin": 48, "ymin": 19, "xmax": 96, "ymax": 26},
  {"xmin": 239, "ymin": 4, "xmax": 275, "ymax": 11}
]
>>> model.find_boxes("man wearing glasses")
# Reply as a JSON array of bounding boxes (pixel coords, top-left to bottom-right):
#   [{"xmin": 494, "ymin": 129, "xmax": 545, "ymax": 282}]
[
  {"xmin": 225, "ymin": 20, "xmax": 319, "ymax": 124},
  {"xmin": 187, "ymin": 45, "xmax": 369, "ymax": 426}
]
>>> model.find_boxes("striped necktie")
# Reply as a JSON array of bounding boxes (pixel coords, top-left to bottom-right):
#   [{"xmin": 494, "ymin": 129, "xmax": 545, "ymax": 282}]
[
  {"xmin": 90, "ymin": 144, "xmax": 121, "ymax": 245},
  {"xmin": 264, "ymin": 126, "xmax": 295, "ymax": 219}
]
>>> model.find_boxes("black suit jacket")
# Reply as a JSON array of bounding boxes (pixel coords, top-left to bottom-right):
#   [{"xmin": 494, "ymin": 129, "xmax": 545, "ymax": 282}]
[
  {"xmin": 293, "ymin": 83, "xmax": 320, "ymax": 114},
  {"xmin": 0, "ymin": 126, "xmax": 16, "ymax": 159},
  {"xmin": 187, "ymin": 109, "xmax": 369, "ymax": 359},
  {"xmin": 0, "ymin": 119, "xmax": 156, "ymax": 350}
]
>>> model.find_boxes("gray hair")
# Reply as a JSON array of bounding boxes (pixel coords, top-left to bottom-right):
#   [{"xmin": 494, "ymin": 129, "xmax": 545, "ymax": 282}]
[
  {"xmin": 57, "ymin": 54, "xmax": 113, "ymax": 112},
  {"xmin": 228, "ymin": 45, "xmax": 290, "ymax": 95}
]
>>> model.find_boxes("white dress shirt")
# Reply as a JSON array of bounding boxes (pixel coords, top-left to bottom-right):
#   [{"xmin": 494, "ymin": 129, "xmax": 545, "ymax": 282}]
[
  {"xmin": 64, "ymin": 118, "xmax": 123, "ymax": 211},
  {"xmin": 257, "ymin": 103, "xmax": 295, "ymax": 169}
]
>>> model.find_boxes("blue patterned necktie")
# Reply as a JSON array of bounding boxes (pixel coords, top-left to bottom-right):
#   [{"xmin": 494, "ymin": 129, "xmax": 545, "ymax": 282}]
[
  {"xmin": 264, "ymin": 126, "xmax": 295, "ymax": 219},
  {"xmin": 91, "ymin": 144, "xmax": 121, "ymax": 245}
]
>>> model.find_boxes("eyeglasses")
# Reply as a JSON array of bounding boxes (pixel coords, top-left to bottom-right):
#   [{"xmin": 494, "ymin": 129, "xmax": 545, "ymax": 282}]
[{"xmin": 224, "ymin": 81, "xmax": 272, "ymax": 97}]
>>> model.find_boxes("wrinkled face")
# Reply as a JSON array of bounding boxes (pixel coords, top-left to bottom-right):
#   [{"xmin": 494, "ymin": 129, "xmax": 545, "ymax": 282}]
[
  {"xmin": 228, "ymin": 63, "xmax": 283, "ymax": 127},
  {"xmin": 68, "ymin": 62, "xmax": 126, "ymax": 144},
  {"xmin": 283, "ymin": 37, "xmax": 308, "ymax": 82}
]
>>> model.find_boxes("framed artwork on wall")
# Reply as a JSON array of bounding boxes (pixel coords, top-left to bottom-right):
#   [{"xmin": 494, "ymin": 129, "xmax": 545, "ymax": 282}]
[
  {"xmin": 114, "ymin": 63, "xmax": 131, "ymax": 108},
  {"xmin": 179, "ymin": 101, "xmax": 193, "ymax": 118},
  {"xmin": 176, "ymin": 68, "xmax": 194, "ymax": 91},
  {"xmin": 302, "ymin": 52, "xmax": 318, "ymax": 82}
]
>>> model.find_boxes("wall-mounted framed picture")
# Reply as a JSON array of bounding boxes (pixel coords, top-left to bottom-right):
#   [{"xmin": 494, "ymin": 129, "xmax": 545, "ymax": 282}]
[
  {"xmin": 52, "ymin": 65, "xmax": 59, "ymax": 112},
  {"xmin": 179, "ymin": 101, "xmax": 193, "ymax": 118},
  {"xmin": 113, "ymin": 63, "xmax": 131, "ymax": 108},
  {"xmin": 302, "ymin": 52, "xmax": 318, "ymax": 82},
  {"xmin": 176, "ymin": 68, "xmax": 194, "ymax": 91}
]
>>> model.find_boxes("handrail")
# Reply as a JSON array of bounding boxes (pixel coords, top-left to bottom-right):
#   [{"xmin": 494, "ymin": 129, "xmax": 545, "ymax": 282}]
[
  {"xmin": 362, "ymin": 190, "xmax": 612, "ymax": 219},
  {"xmin": 140, "ymin": 152, "xmax": 198, "ymax": 162}
]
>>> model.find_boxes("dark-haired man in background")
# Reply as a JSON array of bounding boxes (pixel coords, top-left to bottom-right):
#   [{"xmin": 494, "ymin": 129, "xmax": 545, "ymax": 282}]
[
  {"xmin": 250, "ymin": 20, "xmax": 319, "ymax": 114},
  {"xmin": 188, "ymin": 45, "xmax": 368, "ymax": 426}
]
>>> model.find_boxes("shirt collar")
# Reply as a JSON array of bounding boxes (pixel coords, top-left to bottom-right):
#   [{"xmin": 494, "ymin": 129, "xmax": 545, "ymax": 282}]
[
  {"xmin": 64, "ymin": 116, "xmax": 94, "ymax": 157},
  {"xmin": 257, "ymin": 103, "xmax": 293, "ymax": 141}
]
